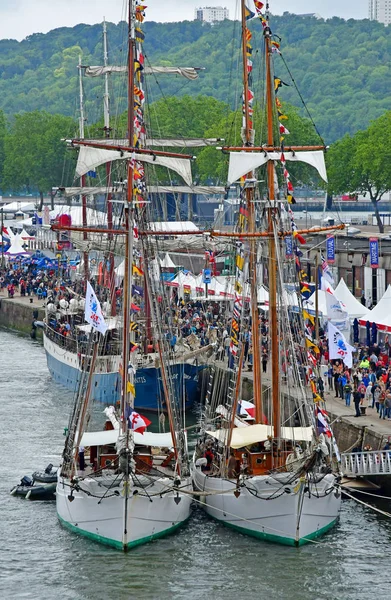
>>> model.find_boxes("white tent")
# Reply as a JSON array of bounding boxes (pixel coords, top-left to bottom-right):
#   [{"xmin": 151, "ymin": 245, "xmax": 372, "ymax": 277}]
[
  {"xmin": 358, "ymin": 284, "xmax": 391, "ymax": 331},
  {"xmin": 160, "ymin": 252, "xmax": 176, "ymax": 269},
  {"xmin": 5, "ymin": 234, "xmax": 30, "ymax": 257},
  {"xmin": 1, "ymin": 201, "xmax": 36, "ymax": 213},
  {"xmin": 334, "ymin": 278, "xmax": 369, "ymax": 319},
  {"xmin": 20, "ymin": 228, "xmax": 35, "ymax": 240}
]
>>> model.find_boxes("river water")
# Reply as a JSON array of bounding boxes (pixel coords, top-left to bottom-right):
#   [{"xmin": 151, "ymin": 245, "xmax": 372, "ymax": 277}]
[{"xmin": 1, "ymin": 328, "xmax": 391, "ymax": 600}]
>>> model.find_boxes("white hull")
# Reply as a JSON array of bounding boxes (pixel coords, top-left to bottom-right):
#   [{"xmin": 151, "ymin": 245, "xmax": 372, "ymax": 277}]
[
  {"xmin": 57, "ymin": 474, "xmax": 192, "ymax": 550},
  {"xmin": 192, "ymin": 464, "xmax": 341, "ymax": 546}
]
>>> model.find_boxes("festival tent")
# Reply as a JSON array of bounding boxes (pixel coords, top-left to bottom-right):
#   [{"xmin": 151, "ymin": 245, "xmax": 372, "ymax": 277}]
[
  {"xmin": 20, "ymin": 228, "xmax": 35, "ymax": 240},
  {"xmin": 358, "ymin": 285, "xmax": 391, "ymax": 331},
  {"xmin": 160, "ymin": 253, "xmax": 176, "ymax": 269},
  {"xmin": 334, "ymin": 278, "xmax": 369, "ymax": 319},
  {"xmin": 4, "ymin": 234, "xmax": 30, "ymax": 257}
]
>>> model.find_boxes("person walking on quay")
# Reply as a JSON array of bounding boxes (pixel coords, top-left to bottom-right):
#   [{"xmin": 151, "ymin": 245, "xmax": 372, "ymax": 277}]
[
  {"xmin": 333, "ymin": 366, "xmax": 340, "ymax": 398},
  {"xmin": 353, "ymin": 386, "xmax": 362, "ymax": 417},
  {"xmin": 262, "ymin": 348, "xmax": 268, "ymax": 374},
  {"xmin": 378, "ymin": 388, "xmax": 386, "ymax": 419},
  {"xmin": 384, "ymin": 389, "xmax": 391, "ymax": 420},
  {"xmin": 344, "ymin": 380, "xmax": 352, "ymax": 407}
]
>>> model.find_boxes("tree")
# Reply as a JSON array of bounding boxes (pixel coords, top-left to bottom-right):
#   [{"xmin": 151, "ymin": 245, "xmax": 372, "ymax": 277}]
[
  {"xmin": 327, "ymin": 111, "xmax": 391, "ymax": 233},
  {"xmin": 3, "ymin": 111, "xmax": 76, "ymax": 208},
  {"xmin": 0, "ymin": 110, "xmax": 6, "ymax": 188}
]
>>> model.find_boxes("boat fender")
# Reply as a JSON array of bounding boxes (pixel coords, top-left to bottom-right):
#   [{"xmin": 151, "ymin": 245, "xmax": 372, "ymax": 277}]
[
  {"xmin": 195, "ymin": 458, "xmax": 207, "ymax": 468},
  {"xmin": 26, "ymin": 490, "xmax": 32, "ymax": 500}
]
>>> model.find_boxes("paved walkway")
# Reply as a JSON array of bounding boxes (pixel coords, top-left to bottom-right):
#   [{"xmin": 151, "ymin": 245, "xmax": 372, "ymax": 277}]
[{"xmin": 0, "ymin": 289, "xmax": 46, "ymax": 309}]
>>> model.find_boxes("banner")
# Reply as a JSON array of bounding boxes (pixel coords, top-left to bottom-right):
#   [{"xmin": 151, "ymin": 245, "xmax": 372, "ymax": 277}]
[
  {"xmin": 85, "ymin": 281, "xmax": 108, "ymax": 335},
  {"xmin": 369, "ymin": 237, "xmax": 379, "ymax": 269},
  {"xmin": 328, "ymin": 321, "xmax": 355, "ymax": 368},
  {"xmin": 326, "ymin": 235, "xmax": 335, "ymax": 264},
  {"xmin": 285, "ymin": 235, "xmax": 293, "ymax": 258},
  {"xmin": 203, "ymin": 269, "xmax": 211, "ymax": 284}
]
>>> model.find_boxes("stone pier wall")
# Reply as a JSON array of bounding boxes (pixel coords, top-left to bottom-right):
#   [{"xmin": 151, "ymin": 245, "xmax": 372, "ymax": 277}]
[{"xmin": 0, "ymin": 297, "xmax": 45, "ymax": 338}]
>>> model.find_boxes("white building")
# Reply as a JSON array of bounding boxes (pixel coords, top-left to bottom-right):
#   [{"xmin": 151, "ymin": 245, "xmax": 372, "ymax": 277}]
[
  {"xmin": 369, "ymin": 0, "xmax": 391, "ymax": 25},
  {"xmin": 195, "ymin": 6, "xmax": 229, "ymax": 23}
]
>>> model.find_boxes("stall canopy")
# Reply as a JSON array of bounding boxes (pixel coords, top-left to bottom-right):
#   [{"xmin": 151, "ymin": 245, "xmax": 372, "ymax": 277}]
[
  {"xmin": 334, "ymin": 278, "xmax": 369, "ymax": 319},
  {"xmin": 358, "ymin": 285, "xmax": 391, "ymax": 332}
]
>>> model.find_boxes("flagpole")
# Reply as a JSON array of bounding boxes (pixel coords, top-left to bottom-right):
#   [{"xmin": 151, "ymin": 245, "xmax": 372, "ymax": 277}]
[{"xmin": 315, "ymin": 251, "xmax": 319, "ymax": 343}]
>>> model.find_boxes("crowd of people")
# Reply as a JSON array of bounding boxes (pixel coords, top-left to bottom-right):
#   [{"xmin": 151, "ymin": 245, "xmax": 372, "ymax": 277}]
[{"xmin": 3, "ymin": 261, "xmax": 391, "ymax": 433}]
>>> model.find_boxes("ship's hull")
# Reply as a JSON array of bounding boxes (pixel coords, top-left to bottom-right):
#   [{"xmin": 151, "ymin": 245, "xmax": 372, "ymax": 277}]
[
  {"xmin": 57, "ymin": 474, "xmax": 192, "ymax": 550},
  {"xmin": 43, "ymin": 334, "xmax": 203, "ymax": 410},
  {"xmin": 192, "ymin": 464, "xmax": 341, "ymax": 546}
]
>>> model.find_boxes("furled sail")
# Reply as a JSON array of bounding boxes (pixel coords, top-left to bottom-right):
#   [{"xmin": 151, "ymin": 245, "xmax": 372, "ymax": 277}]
[
  {"xmin": 84, "ymin": 65, "xmax": 199, "ymax": 80},
  {"xmin": 61, "ymin": 185, "xmax": 225, "ymax": 197},
  {"xmin": 227, "ymin": 150, "xmax": 328, "ymax": 185},
  {"xmin": 81, "ymin": 137, "xmax": 221, "ymax": 148},
  {"xmin": 76, "ymin": 146, "xmax": 193, "ymax": 186},
  {"xmin": 60, "ymin": 186, "xmax": 124, "ymax": 197}
]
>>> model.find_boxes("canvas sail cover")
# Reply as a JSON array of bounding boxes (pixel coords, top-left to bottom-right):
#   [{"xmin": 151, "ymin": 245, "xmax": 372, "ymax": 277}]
[
  {"xmin": 76, "ymin": 146, "xmax": 193, "ymax": 186},
  {"xmin": 206, "ymin": 424, "xmax": 314, "ymax": 448},
  {"xmin": 84, "ymin": 65, "xmax": 199, "ymax": 80},
  {"xmin": 227, "ymin": 150, "xmax": 328, "ymax": 185}
]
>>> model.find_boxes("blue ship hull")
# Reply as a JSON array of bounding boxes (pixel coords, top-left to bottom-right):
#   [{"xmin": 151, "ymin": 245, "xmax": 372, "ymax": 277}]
[{"xmin": 44, "ymin": 343, "xmax": 203, "ymax": 411}]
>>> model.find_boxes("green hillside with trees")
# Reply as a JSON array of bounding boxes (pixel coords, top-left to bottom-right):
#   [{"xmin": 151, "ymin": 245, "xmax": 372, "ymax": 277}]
[{"xmin": 0, "ymin": 14, "xmax": 391, "ymax": 142}]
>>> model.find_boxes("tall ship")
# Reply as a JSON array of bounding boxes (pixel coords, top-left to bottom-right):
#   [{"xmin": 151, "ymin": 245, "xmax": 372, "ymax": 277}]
[
  {"xmin": 57, "ymin": 0, "xmax": 192, "ymax": 549},
  {"xmin": 192, "ymin": 0, "xmax": 342, "ymax": 546},
  {"xmin": 43, "ymin": 10, "xmax": 213, "ymax": 411}
]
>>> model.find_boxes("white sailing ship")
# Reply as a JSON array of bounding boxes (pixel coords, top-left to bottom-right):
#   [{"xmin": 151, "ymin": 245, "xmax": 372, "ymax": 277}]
[
  {"xmin": 192, "ymin": 0, "xmax": 341, "ymax": 546},
  {"xmin": 56, "ymin": 0, "xmax": 192, "ymax": 550}
]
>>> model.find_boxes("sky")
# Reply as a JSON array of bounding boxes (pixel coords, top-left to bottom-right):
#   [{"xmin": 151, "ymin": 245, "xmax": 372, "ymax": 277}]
[{"xmin": 0, "ymin": 0, "xmax": 369, "ymax": 42}]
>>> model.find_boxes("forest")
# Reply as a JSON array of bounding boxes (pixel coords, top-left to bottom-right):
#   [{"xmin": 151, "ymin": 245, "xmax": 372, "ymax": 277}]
[
  {"xmin": 0, "ymin": 14, "xmax": 391, "ymax": 142},
  {"xmin": 1, "ymin": 12, "xmax": 391, "ymax": 229}
]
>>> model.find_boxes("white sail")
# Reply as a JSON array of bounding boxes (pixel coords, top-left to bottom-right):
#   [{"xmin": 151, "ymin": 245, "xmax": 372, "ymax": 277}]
[
  {"xmin": 227, "ymin": 150, "xmax": 328, "ymax": 185},
  {"xmin": 76, "ymin": 145, "xmax": 193, "ymax": 186},
  {"xmin": 84, "ymin": 65, "xmax": 199, "ymax": 80}
]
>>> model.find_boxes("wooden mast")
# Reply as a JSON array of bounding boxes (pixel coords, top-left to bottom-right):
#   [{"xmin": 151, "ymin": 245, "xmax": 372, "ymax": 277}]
[
  {"xmin": 120, "ymin": 0, "xmax": 136, "ymax": 431},
  {"xmin": 78, "ymin": 55, "xmax": 89, "ymax": 288},
  {"xmin": 264, "ymin": 21, "xmax": 280, "ymax": 444},
  {"xmin": 103, "ymin": 18, "xmax": 116, "ymax": 317},
  {"xmin": 240, "ymin": 0, "xmax": 263, "ymax": 424}
]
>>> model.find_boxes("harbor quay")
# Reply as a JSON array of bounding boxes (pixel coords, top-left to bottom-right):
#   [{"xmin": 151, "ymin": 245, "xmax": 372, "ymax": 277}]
[{"xmin": 0, "ymin": 291, "xmax": 45, "ymax": 337}]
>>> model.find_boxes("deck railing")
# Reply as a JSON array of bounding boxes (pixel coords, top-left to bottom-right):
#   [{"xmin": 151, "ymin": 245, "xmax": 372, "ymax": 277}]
[{"xmin": 341, "ymin": 451, "xmax": 391, "ymax": 477}]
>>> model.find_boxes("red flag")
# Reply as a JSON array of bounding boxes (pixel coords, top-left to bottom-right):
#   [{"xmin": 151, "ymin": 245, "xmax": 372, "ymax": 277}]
[{"xmin": 129, "ymin": 411, "xmax": 151, "ymax": 434}]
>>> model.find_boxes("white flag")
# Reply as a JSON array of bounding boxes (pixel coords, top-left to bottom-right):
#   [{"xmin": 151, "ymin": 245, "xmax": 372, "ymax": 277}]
[
  {"xmin": 85, "ymin": 281, "xmax": 108, "ymax": 335},
  {"xmin": 328, "ymin": 322, "xmax": 355, "ymax": 368},
  {"xmin": 325, "ymin": 288, "xmax": 348, "ymax": 321}
]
